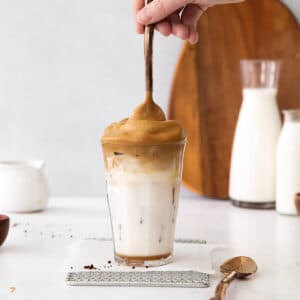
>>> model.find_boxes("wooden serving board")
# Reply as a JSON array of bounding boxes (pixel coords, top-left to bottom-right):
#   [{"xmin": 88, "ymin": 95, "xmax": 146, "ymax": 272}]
[{"xmin": 168, "ymin": 0, "xmax": 300, "ymax": 199}]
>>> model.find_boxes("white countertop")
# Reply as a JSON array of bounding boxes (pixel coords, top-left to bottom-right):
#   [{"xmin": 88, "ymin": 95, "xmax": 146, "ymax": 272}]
[{"xmin": 0, "ymin": 197, "xmax": 299, "ymax": 300}]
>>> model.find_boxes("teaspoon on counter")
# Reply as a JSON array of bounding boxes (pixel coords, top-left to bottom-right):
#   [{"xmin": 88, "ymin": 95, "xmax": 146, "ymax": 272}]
[{"xmin": 210, "ymin": 256, "xmax": 258, "ymax": 300}]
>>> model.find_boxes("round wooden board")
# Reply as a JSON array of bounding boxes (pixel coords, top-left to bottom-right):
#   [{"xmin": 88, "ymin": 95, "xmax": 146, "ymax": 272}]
[{"xmin": 168, "ymin": 0, "xmax": 300, "ymax": 199}]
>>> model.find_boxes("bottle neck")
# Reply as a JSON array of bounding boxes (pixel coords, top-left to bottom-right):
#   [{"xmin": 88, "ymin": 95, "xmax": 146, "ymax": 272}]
[{"xmin": 242, "ymin": 88, "xmax": 277, "ymax": 102}]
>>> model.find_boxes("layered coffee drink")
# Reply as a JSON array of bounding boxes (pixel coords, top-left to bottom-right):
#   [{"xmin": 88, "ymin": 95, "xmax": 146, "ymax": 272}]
[{"xmin": 102, "ymin": 92, "xmax": 186, "ymax": 266}]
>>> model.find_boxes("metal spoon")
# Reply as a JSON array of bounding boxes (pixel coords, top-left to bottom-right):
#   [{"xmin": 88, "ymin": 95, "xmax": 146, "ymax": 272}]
[
  {"xmin": 210, "ymin": 256, "xmax": 258, "ymax": 300},
  {"xmin": 131, "ymin": 0, "xmax": 166, "ymax": 122}
]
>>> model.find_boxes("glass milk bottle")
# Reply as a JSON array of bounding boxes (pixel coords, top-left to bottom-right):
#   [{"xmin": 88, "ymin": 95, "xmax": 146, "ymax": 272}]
[
  {"xmin": 277, "ymin": 110, "xmax": 300, "ymax": 216},
  {"xmin": 229, "ymin": 60, "xmax": 281, "ymax": 209}
]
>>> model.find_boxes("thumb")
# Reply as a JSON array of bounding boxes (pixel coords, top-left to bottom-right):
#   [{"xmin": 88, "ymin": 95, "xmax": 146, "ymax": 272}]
[{"xmin": 136, "ymin": 0, "xmax": 190, "ymax": 24}]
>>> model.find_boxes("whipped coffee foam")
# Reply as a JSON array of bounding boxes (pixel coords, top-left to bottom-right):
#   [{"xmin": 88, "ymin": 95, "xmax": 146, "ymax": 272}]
[{"xmin": 102, "ymin": 92, "xmax": 185, "ymax": 146}]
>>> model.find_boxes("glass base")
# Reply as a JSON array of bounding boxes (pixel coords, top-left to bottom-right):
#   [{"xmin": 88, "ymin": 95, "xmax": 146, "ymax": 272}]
[
  {"xmin": 115, "ymin": 252, "xmax": 173, "ymax": 267},
  {"xmin": 231, "ymin": 199, "xmax": 275, "ymax": 209}
]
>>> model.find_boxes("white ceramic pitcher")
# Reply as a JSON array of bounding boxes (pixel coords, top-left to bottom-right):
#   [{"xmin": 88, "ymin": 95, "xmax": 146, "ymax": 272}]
[{"xmin": 0, "ymin": 160, "xmax": 49, "ymax": 212}]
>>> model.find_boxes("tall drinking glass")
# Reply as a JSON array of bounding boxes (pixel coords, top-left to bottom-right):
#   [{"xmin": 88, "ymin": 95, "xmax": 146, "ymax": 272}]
[{"xmin": 102, "ymin": 141, "xmax": 185, "ymax": 266}]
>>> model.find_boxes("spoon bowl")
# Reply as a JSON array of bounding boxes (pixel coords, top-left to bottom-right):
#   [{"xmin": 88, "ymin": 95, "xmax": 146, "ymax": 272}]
[{"xmin": 220, "ymin": 256, "xmax": 258, "ymax": 278}]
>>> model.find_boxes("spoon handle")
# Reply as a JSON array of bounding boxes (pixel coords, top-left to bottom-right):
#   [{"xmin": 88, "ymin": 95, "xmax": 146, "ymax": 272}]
[
  {"xmin": 209, "ymin": 281, "xmax": 229, "ymax": 300},
  {"xmin": 144, "ymin": 0, "xmax": 154, "ymax": 93},
  {"xmin": 210, "ymin": 271, "xmax": 237, "ymax": 300}
]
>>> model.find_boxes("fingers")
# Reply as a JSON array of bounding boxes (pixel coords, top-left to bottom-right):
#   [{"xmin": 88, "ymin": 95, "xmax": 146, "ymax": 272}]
[
  {"xmin": 159, "ymin": 6, "xmax": 204, "ymax": 44},
  {"xmin": 134, "ymin": 0, "xmax": 245, "ymax": 42},
  {"xmin": 181, "ymin": 4, "xmax": 206, "ymax": 44},
  {"xmin": 134, "ymin": 0, "xmax": 146, "ymax": 34},
  {"xmin": 188, "ymin": 31, "xmax": 199, "ymax": 45},
  {"xmin": 153, "ymin": 7, "xmax": 202, "ymax": 43},
  {"xmin": 134, "ymin": 0, "xmax": 202, "ymax": 44},
  {"xmin": 134, "ymin": 0, "xmax": 204, "ymax": 44},
  {"xmin": 136, "ymin": 0, "xmax": 189, "ymax": 24},
  {"xmin": 168, "ymin": 12, "xmax": 190, "ymax": 40},
  {"xmin": 155, "ymin": 20, "xmax": 172, "ymax": 36},
  {"xmin": 135, "ymin": 0, "xmax": 243, "ymax": 26}
]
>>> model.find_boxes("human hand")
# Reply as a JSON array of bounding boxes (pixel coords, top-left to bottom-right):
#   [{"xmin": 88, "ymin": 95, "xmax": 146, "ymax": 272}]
[{"xmin": 134, "ymin": 0, "xmax": 244, "ymax": 44}]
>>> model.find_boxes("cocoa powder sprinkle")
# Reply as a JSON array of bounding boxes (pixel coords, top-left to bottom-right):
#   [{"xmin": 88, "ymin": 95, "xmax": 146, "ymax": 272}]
[{"xmin": 83, "ymin": 264, "xmax": 96, "ymax": 270}]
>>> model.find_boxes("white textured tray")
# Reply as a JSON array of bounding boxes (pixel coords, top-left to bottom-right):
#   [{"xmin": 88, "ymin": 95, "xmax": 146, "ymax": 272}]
[{"xmin": 65, "ymin": 239, "xmax": 216, "ymax": 288}]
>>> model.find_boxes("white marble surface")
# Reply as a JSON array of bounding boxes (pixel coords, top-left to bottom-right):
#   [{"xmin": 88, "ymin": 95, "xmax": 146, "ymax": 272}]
[{"xmin": 0, "ymin": 197, "xmax": 300, "ymax": 299}]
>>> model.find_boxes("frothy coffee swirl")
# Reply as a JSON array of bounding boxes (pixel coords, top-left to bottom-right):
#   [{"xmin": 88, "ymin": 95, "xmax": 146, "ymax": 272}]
[{"xmin": 102, "ymin": 92, "xmax": 185, "ymax": 145}]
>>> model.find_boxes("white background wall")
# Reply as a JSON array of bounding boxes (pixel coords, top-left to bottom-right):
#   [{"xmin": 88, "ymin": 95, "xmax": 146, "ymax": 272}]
[{"xmin": 0, "ymin": 0, "xmax": 298, "ymax": 196}]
